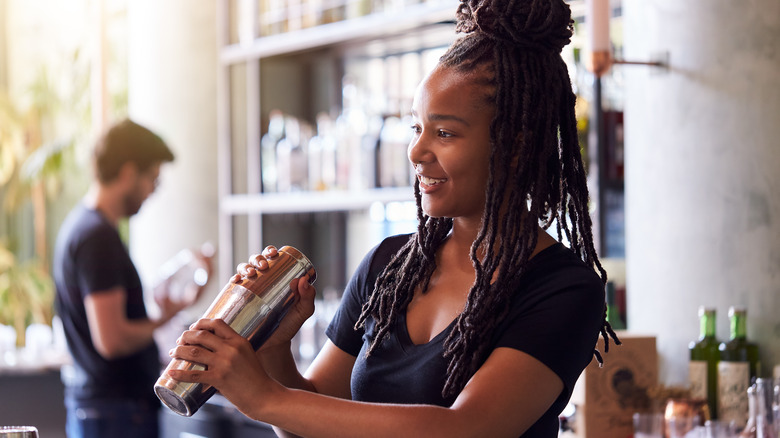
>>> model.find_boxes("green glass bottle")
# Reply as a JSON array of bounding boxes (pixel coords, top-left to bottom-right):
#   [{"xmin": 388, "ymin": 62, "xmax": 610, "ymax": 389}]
[
  {"xmin": 689, "ymin": 306, "xmax": 720, "ymax": 419},
  {"xmin": 605, "ymin": 282, "xmax": 625, "ymax": 330},
  {"xmin": 717, "ymin": 306, "xmax": 761, "ymax": 428}
]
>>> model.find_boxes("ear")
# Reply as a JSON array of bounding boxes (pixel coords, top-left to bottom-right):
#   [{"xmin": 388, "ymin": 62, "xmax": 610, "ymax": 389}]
[{"xmin": 116, "ymin": 162, "xmax": 139, "ymax": 187}]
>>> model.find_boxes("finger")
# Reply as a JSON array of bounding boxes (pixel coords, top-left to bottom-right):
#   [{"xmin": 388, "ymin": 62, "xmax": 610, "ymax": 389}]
[
  {"xmin": 189, "ymin": 318, "xmax": 241, "ymax": 340},
  {"xmin": 230, "ymin": 273, "xmax": 242, "ymax": 284},
  {"xmin": 262, "ymin": 246, "xmax": 278, "ymax": 258},
  {"xmin": 298, "ymin": 274, "xmax": 313, "ymax": 291},
  {"xmin": 169, "ymin": 344, "xmax": 213, "ymax": 366},
  {"xmin": 165, "ymin": 367, "xmax": 208, "ymax": 384},
  {"xmin": 177, "ymin": 328, "xmax": 224, "ymax": 352},
  {"xmin": 237, "ymin": 262, "xmax": 257, "ymax": 278},
  {"xmin": 249, "ymin": 254, "xmax": 269, "ymax": 271}
]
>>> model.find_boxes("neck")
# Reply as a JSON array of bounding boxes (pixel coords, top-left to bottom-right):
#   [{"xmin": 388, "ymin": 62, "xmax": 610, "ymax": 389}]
[
  {"xmin": 84, "ymin": 184, "xmax": 124, "ymax": 226},
  {"xmin": 448, "ymin": 215, "xmax": 557, "ymax": 265}
]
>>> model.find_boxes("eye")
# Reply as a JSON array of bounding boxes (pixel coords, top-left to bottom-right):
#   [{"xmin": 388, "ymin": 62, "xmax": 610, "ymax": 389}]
[
  {"xmin": 410, "ymin": 124, "xmax": 422, "ymax": 135},
  {"xmin": 437, "ymin": 129, "xmax": 454, "ymax": 138}
]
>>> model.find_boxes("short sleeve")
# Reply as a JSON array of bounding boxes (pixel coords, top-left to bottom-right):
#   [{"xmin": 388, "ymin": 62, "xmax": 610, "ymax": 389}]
[
  {"xmin": 326, "ymin": 234, "xmax": 413, "ymax": 357},
  {"xmin": 493, "ymin": 254, "xmax": 605, "ymax": 397},
  {"xmin": 74, "ymin": 225, "xmax": 134, "ymax": 298}
]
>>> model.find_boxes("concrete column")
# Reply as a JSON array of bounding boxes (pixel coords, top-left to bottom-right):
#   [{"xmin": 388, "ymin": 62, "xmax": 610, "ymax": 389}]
[
  {"xmin": 623, "ymin": 0, "xmax": 780, "ymax": 384},
  {"xmin": 126, "ymin": 1, "xmax": 220, "ymax": 314}
]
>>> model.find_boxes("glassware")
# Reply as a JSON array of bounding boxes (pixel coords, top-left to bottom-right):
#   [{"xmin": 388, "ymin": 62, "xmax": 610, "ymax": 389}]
[
  {"xmin": 634, "ymin": 412, "xmax": 664, "ymax": 438},
  {"xmin": 705, "ymin": 420, "xmax": 739, "ymax": 438},
  {"xmin": 666, "ymin": 398, "xmax": 711, "ymax": 438},
  {"xmin": 755, "ymin": 378, "xmax": 777, "ymax": 438},
  {"xmin": 773, "ymin": 378, "xmax": 779, "ymax": 431},
  {"xmin": 154, "ymin": 242, "xmax": 215, "ymax": 303}
]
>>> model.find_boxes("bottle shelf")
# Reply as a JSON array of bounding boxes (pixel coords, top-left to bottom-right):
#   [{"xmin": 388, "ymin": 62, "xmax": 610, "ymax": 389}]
[
  {"xmin": 220, "ymin": 0, "xmax": 457, "ymax": 64},
  {"xmin": 220, "ymin": 187, "xmax": 414, "ymax": 215}
]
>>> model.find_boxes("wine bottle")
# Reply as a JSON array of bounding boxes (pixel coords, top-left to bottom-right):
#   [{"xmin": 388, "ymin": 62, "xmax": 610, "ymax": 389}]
[
  {"xmin": 689, "ymin": 306, "xmax": 720, "ymax": 419},
  {"xmin": 718, "ymin": 306, "xmax": 761, "ymax": 428}
]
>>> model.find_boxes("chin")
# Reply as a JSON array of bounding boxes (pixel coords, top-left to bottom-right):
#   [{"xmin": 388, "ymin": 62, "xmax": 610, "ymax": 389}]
[{"xmin": 421, "ymin": 208, "xmax": 448, "ymax": 219}]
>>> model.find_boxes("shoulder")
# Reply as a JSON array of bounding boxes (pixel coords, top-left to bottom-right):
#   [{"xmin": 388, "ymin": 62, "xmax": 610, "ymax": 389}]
[
  {"xmin": 521, "ymin": 243, "xmax": 604, "ymax": 301},
  {"xmin": 512, "ymin": 244, "xmax": 605, "ymax": 334},
  {"xmin": 494, "ymin": 243, "xmax": 605, "ymax": 392},
  {"xmin": 344, "ymin": 233, "xmax": 414, "ymax": 305},
  {"xmin": 57, "ymin": 205, "xmax": 123, "ymax": 263},
  {"xmin": 61, "ymin": 205, "xmax": 116, "ymax": 242},
  {"xmin": 357, "ymin": 233, "xmax": 414, "ymax": 279}
]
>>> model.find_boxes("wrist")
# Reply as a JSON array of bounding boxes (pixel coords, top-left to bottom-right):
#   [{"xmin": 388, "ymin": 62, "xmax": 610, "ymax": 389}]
[{"xmin": 252, "ymin": 381, "xmax": 293, "ymax": 425}]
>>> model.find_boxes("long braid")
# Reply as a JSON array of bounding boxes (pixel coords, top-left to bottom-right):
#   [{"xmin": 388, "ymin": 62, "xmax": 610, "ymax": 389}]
[{"xmin": 357, "ymin": 0, "xmax": 620, "ymax": 399}]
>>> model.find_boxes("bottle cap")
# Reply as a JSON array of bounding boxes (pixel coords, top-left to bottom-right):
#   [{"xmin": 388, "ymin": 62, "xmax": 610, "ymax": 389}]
[
  {"xmin": 728, "ymin": 305, "xmax": 747, "ymax": 317},
  {"xmin": 697, "ymin": 306, "xmax": 716, "ymax": 316}
]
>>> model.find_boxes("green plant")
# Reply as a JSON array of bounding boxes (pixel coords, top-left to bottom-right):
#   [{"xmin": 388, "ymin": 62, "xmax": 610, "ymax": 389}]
[
  {"xmin": 0, "ymin": 244, "xmax": 54, "ymax": 346},
  {"xmin": 0, "ymin": 54, "xmax": 90, "ymax": 347}
]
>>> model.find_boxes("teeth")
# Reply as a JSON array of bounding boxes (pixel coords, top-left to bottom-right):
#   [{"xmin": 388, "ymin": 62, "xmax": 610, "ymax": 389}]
[{"xmin": 419, "ymin": 175, "xmax": 446, "ymax": 185}]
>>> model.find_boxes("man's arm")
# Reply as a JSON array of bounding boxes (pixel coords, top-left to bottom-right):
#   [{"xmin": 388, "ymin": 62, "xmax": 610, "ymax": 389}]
[{"xmin": 84, "ymin": 287, "xmax": 177, "ymax": 359}]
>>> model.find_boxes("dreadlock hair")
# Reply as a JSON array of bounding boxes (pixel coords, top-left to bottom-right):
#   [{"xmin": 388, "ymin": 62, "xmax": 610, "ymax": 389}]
[{"xmin": 355, "ymin": 0, "xmax": 621, "ymax": 399}]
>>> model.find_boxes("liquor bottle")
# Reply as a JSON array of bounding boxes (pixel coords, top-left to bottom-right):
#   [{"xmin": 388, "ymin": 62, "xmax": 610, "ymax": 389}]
[
  {"xmin": 276, "ymin": 116, "xmax": 308, "ymax": 192},
  {"xmin": 605, "ymin": 281, "xmax": 625, "ymax": 330},
  {"xmin": 689, "ymin": 306, "xmax": 720, "ymax": 419},
  {"xmin": 261, "ymin": 110, "xmax": 285, "ymax": 193},
  {"xmin": 718, "ymin": 306, "xmax": 761, "ymax": 428}
]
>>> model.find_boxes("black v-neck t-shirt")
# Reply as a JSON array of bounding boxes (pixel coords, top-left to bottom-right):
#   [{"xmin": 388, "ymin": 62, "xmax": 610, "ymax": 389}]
[{"xmin": 326, "ymin": 233, "xmax": 605, "ymax": 437}]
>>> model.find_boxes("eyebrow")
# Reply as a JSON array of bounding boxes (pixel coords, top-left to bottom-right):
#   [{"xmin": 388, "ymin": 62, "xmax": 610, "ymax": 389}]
[{"xmin": 410, "ymin": 109, "xmax": 471, "ymax": 127}]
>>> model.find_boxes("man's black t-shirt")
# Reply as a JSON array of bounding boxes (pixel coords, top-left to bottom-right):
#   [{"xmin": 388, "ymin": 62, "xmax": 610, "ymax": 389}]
[
  {"xmin": 326, "ymin": 233, "xmax": 605, "ymax": 437},
  {"xmin": 53, "ymin": 203, "xmax": 160, "ymax": 404}
]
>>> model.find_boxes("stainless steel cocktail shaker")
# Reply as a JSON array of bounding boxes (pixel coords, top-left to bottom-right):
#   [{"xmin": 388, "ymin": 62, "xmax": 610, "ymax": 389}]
[
  {"xmin": 0, "ymin": 427, "xmax": 38, "ymax": 438},
  {"xmin": 154, "ymin": 245, "xmax": 316, "ymax": 417}
]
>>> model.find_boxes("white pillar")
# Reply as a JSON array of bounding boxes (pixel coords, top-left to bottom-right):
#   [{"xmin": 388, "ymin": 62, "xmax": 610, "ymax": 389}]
[
  {"xmin": 623, "ymin": 0, "xmax": 780, "ymax": 384},
  {"xmin": 126, "ymin": 0, "xmax": 220, "ymax": 314}
]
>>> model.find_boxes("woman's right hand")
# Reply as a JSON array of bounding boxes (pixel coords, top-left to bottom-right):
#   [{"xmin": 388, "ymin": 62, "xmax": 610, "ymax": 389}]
[{"xmin": 231, "ymin": 246, "xmax": 317, "ymax": 350}]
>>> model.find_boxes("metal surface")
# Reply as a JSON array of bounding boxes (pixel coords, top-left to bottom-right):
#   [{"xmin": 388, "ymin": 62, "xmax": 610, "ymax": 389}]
[
  {"xmin": 0, "ymin": 427, "xmax": 39, "ymax": 438},
  {"xmin": 155, "ymin": 246, "xmax": 316, "ymax": 417}
]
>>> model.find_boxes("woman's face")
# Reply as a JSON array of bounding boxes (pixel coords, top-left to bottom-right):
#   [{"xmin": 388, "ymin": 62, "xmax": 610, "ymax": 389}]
[{"xmin": 408, "ymin": 65, "xmax": 495, "ymax": 223}]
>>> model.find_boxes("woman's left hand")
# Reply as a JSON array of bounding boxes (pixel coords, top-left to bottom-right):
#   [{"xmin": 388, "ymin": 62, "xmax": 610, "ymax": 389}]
[{"xmin": 167, "ymin": 318, "xmax": 281, "ymax": 417}]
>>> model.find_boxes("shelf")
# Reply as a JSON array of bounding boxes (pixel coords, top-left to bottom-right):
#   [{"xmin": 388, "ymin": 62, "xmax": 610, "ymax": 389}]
[
  {"xmin": 219, "ymin": 0, "xmax": 458, "ymax": 64},
  {"xmin": 220, "ymin": 187, "xmax": 415, "ymax": 215}
]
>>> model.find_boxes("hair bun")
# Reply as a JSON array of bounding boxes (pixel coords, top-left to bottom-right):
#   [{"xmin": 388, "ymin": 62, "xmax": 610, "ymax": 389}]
[{"xmin": 455, "ymin": 0, "xmax": 573, "ymax": 53}]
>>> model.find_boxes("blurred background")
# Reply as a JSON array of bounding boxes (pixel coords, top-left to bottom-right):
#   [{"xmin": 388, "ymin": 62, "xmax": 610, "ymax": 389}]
[{"xmin": 0, "ymin": 0, "xmax": 778, "ymax": 437}]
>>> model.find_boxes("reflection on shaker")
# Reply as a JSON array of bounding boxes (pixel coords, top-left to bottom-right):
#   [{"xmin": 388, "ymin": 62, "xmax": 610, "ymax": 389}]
[
  {"xmin": 0, "ymin": 426, "xmax": 39, "ymax": 438},
  {"xmin": 154, "ymin": 246, "xmax": 316, "ymax": 417}
]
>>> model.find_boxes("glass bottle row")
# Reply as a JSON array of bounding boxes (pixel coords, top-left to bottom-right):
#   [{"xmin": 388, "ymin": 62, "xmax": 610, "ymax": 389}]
[
  {"xmin": 238, "ymin": 0, "xmax": 440, "ymax": 40},
  {"xmin": 689, "ymin": 305, "xmax": 762, "ymax": 428}
]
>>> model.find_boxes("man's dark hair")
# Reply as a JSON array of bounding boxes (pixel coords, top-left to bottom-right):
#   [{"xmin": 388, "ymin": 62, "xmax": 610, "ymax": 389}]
[
  {"xmin": 93, "ymin": 119, "xmax": 174, "ymax": 184},
  {"xmin": 356, "ymin": 0, "xmax": 620, "ymax": 398}
]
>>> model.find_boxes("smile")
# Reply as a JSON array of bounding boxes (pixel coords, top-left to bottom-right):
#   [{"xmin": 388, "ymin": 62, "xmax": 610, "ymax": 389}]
[{"xmin": 418, "ymin": 174, "xmax": 447, "ymax": 186}]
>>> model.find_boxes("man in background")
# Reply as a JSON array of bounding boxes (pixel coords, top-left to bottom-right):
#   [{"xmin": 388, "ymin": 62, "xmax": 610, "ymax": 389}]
[{"xmin": 53, "ymin": 119, "xmax": 209, "ymax": 438}]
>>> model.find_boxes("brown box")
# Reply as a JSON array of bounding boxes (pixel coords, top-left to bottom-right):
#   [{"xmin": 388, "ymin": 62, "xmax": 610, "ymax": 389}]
[{"xmin": 570, "ymin": 331, "xmax": 659, "ymax": 438}]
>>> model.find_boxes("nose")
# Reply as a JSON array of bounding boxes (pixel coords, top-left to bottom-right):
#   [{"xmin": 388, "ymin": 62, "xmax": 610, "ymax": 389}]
[{"xmin": 407, "ymin": 132, "xmax": 432, "ymax": 168}]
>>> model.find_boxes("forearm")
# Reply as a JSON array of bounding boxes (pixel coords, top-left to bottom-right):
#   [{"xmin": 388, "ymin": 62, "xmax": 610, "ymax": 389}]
[
  {"xmin": 96, "ymin": 317, "xmax": 161, "ymax": 359},
  {"xmin": 256, "ymin": 387, "xmax": 473, "ymax": 438}
]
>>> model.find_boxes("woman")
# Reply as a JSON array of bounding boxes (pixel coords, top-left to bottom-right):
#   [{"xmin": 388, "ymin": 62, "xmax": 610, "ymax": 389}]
[{"xmin": 169, "ymin": 0, "xmax": 619, "ymax": 436}]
